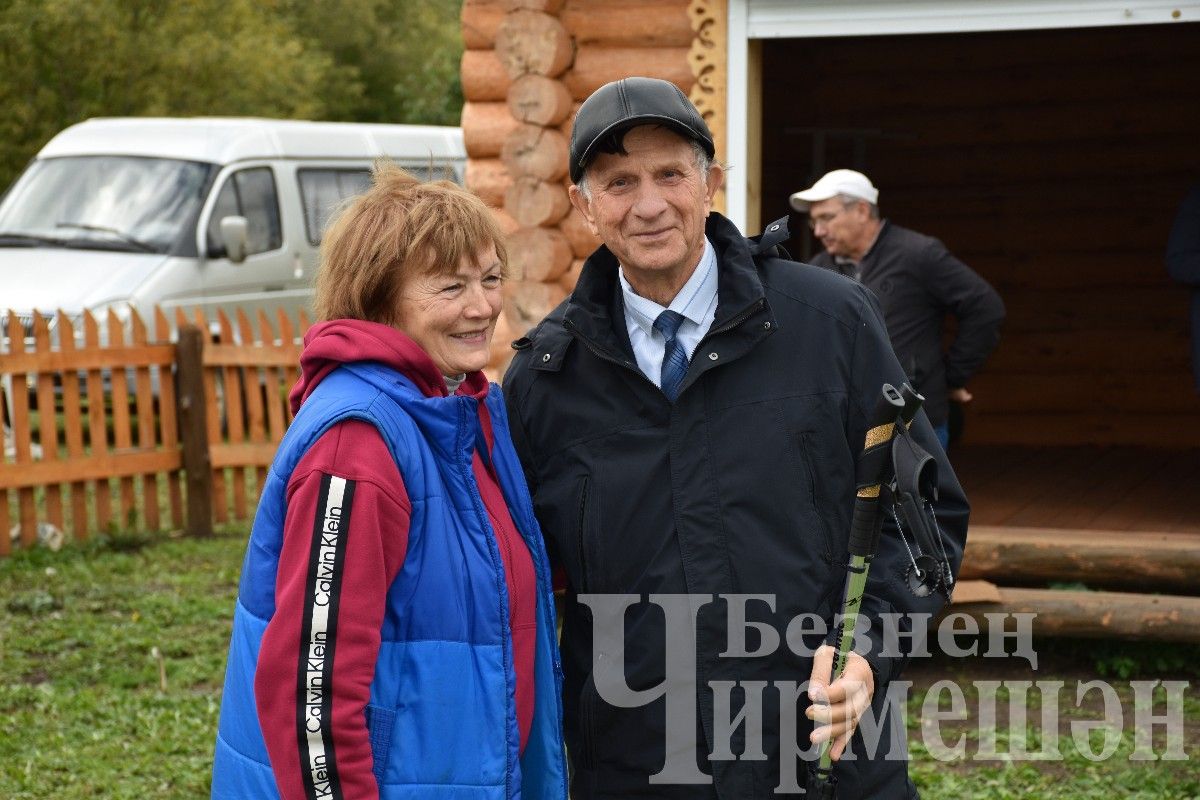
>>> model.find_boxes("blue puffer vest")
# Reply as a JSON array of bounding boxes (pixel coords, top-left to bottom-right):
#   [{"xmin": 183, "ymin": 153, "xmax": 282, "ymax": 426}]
[{"xmin": 211, "ymin": 362, "xmax": 567, "ymax": 799}]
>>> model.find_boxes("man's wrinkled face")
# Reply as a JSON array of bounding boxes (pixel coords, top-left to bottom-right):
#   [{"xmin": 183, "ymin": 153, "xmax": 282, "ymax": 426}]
[
  {"xmin": 808, "ymin": 197, "xmax": 872, "ymax": 260},
  {"xmin": 570, "ymin": 125, "xmax": 721, "ymax": 293}
]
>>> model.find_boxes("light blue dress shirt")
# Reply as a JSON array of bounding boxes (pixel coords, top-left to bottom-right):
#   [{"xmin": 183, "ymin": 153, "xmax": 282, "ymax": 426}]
[{"xmin": 618, "ymin": 238, "xmax": 718, "ymax": 389}]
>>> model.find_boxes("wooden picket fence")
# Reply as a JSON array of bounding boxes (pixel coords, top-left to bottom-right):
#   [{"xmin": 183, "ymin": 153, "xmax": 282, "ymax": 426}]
[{"xmin": 0, "ymin": 307, "xmax": 311, "ymax": 556}]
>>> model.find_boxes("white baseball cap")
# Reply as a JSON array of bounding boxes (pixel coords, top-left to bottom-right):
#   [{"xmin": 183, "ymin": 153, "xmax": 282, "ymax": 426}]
[{"xmin": 789, "ymin": 169, "xmax": 879, "ymax": 212}]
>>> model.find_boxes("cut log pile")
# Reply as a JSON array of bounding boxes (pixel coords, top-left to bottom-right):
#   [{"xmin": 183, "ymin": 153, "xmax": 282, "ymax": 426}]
[
  {"xmin": 462, "ymin": 0, "xmax": 695, "ymax": 377},
  {"xmin": 951, "ymin": 525, "xmax": 1200, "ymax": 643}
]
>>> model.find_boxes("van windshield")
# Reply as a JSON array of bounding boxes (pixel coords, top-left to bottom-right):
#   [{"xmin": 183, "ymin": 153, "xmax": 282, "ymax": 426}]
[{"xmin": 0, "ymin": 156, "xmax": 214, "ymax": 254}]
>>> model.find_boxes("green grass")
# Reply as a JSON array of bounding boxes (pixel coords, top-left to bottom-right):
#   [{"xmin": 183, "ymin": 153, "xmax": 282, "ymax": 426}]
[
  {"xmin": 1, "ymin": 532, "xmax": 1198, "ymax": 798},
  {"xmin": 0, "ymin": 531, "xmax": 244, "ymax": 799},
  {"xmin": 903, "ymin": 641, "xmax": 1200, "ymax": 798}
]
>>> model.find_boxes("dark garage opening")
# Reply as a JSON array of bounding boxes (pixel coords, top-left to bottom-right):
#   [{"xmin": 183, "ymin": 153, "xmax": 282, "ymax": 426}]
[{"xmin": 759, "ymin": 22, "xmax": 1200, "ymax": 531}]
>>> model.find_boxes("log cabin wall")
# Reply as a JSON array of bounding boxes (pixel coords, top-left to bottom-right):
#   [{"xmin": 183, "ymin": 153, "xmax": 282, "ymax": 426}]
[
  {"xmin": 760, "ymin": 22, "xmax": 1200, "ymax": 447},
  {"xmin": 461, "ymin": 0, "xmax": 724, "ymax": 376}
]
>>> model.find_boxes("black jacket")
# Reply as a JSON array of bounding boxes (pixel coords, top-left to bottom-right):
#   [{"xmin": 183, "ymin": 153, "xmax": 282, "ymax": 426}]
[
  {"xmin": 810, "ymin": 222, "xmax": 1005, "ymax": 426},
  {"xmin": 504, "ymin": 214, "xmax": 969, "ymax": 799}
]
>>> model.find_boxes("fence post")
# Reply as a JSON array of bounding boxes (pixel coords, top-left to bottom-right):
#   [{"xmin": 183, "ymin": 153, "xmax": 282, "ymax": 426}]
[{"xmin": 177, "ymin": 325, "xmax": 213, "ymax": 537}]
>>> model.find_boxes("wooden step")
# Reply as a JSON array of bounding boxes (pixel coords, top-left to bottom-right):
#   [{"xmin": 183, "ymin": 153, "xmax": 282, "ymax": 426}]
[
  {"xmin": 958, "ymin": 525, "xmax": 1200, "ymax": 593},
  {"xmin": 949, "ymin": 581, "xmax": 1200, "ymax": 643}
]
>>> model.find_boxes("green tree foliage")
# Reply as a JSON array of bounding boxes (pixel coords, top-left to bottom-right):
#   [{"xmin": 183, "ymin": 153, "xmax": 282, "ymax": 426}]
[
  {"xmin": 0, "ymin": 0, "xmax": 464, "ymax": 190},
  {"xmin": 283, "ymin": 0, "xmax": 464, "ymax": 125}
]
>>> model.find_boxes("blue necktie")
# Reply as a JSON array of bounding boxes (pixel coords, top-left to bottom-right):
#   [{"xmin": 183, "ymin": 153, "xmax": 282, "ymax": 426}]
[{"xmin": 654, "ymin": 310, "xmax": 689, "ymax": 402}]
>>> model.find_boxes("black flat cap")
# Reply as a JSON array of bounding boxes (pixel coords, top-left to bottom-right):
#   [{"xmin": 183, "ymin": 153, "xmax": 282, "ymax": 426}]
[{"xmin": 569, "ymin": 76, "xmax": 715, "ymax": 184}]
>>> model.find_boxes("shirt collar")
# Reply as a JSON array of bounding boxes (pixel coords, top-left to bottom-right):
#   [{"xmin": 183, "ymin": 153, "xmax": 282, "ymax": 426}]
[{"xmin": 619, "ymin": 237, "xmax": 717, "ymax": 336}]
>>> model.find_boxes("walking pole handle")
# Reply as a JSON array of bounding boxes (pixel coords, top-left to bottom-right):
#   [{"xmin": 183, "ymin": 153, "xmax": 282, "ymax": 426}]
[{"xmin": 847, "ymin": 384, "xmax": 906, "ymax": 557}]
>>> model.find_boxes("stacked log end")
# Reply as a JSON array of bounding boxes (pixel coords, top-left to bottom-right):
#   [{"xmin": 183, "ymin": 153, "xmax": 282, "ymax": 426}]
[{"xmin": 463, "ymin": 0, "xmax": 698, "ymax": 376}]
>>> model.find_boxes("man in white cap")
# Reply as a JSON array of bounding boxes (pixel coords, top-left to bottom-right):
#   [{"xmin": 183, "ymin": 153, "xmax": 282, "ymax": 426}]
[
  {"xmin": 506, "ymin": 79, "xmax": 969, "ymax": 799},
  {"xmin": 791, "ymin": 169, "xmax": 1005, "ymax": 448}
]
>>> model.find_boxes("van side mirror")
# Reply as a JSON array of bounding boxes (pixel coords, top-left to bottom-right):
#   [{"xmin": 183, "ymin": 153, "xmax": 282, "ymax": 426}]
[{"xmin": 219, "ymin": 216, "xmax": 249, "ymax": 263}]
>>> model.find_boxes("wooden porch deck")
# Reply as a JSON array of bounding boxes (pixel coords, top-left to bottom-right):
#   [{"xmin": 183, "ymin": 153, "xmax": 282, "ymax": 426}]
[{"xmin": 951, "ymin": 445, "xmax": 1200, "ymax": 534}]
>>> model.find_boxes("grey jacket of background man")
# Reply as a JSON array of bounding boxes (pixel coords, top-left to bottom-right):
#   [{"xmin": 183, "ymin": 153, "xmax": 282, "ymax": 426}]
[
  {"xmin": 809, "ymin": 221, "xmax": 1005, "ymax": 427},
  {"xmin": 503, "ymin": 213, "xmax": 970, "ymax": 799}
]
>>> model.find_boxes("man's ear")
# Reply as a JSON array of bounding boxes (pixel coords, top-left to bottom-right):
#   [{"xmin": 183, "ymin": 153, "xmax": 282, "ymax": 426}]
[
  {"xmin": 704, "ymin": 164, "xmax": 725, "ymax": 214},
  {"xmin": 568, "ymin": 185, "xmax": 600, "ymax": 235}
]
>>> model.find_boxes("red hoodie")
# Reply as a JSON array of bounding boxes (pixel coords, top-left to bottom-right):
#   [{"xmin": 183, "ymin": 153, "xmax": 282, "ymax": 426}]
[{"xmin": 255, "ymin": 319, "xmax": 538, "ymax": 800}]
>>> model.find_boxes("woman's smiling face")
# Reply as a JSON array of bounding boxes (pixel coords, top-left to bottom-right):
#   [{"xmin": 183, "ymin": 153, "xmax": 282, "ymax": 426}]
[{"xmin": 393, "ymin": 244, "xmax": 504, "ymax": 377}]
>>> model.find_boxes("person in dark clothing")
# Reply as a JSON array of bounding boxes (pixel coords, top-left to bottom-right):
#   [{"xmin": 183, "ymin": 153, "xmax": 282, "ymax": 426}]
[
  {"xmin": 1167, "ymin": 183, "xmax": 1200, "ymax": 392},
  {"xmin": 790, "ymin": 170, "xmax": 1005, "ymax": 449},
  {"xmin": 504, "ymin": 77, "xmax": 969, "ymax": 799}
]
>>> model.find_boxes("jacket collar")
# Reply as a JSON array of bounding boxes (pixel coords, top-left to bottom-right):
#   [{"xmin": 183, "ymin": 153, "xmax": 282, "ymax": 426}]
[{"xmin": 562, "ymin": 212, "xmax": 769, "ymax": 354}]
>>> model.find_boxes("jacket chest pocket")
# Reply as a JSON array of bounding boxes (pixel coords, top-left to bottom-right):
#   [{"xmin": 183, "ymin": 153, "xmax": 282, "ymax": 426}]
[
  {"xmin": 575, "ymin": 475, "xmax": 601, "ymax": 594},
  {"xmin": 768, "ymin": 400, "xmax": 844, "ymax": 568},
  {"xmin": 796, "ymin": 431, "xmax": 835, "ymax": 563},
  {"xmin": 535, "ymin": 467, "xmax": 603, "ymax": 596},
  {"xmin": 787, "ymin": 430, "xmax": 837, "ymax": 564}
]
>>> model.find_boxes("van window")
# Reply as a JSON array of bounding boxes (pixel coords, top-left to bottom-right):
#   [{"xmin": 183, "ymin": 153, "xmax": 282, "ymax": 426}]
[
  {"xmin": 298, "ymin": 169, "xmax": 372, "ymax": 245},
  {"xmin": 206, "ymin": 167, "xmax": 282, "ymax": 257},
  {"xmin": 0, "ymin": 156, "xmax": 213, "ymax": 254}
]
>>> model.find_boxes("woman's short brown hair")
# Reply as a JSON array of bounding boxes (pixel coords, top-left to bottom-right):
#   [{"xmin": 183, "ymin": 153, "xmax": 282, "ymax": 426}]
[{"xmin": 314, "ymin": 161, "xmax": 508, "ymax": 324}]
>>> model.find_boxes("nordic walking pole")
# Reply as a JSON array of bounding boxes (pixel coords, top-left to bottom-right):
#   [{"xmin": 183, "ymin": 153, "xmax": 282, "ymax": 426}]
[{"xmin": 811, "ymin": 383, "xmax": 909, "ymax": 798}]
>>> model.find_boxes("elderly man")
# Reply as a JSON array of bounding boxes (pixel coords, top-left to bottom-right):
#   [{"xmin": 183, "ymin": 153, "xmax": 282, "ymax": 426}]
[
  {"xmin": 504, "ymin": 77, "xmax": 969, "ymax": 799},
  {"xmin": 790, "ymin": 170, "xmax": 1005, "ymax": 448}
]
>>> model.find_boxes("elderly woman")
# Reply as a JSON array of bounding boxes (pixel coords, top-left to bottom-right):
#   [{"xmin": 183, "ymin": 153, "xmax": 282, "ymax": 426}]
[{"xmin": 211, "ymin": 165, "xmax": 567, "ymax": 800}]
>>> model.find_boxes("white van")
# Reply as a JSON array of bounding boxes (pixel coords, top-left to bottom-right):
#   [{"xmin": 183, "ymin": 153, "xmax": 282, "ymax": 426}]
[{"xmin": 0, "ymin": 117, "xmax": 465, "ymax": 337}]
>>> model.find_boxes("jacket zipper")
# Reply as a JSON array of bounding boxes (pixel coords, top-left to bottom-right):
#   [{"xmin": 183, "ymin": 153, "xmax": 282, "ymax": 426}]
[
  {"xmin": 564, "ymin": 318, "xmax": 653, "ymax": 383},
  {"xmin": 480, "ymin": 448, "xmax": 525, "ymax": 627},
  {"xmin": 695, "ymin": 298, "xmax": 766, "ymax": 349},
  {"xmin": 577, "ymin": 475, "xmax": 591, "ymax": 594},
  {"xmin": 580, "ymin": 673, "xmax": 598, "ymax": 768}
]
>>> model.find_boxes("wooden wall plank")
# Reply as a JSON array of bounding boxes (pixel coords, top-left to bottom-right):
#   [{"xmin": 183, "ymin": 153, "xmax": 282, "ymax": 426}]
[
  {"xmin": 968, "ymin": 372, "xmax": 1200, "ymax": 415},
  {"xmin": 31, "ymin": 314, "xmax": 63, "ymax": 533},
  {"xmin": 217, "ymin": 311, "xmax": 247, "ymax": 522},
  {"xmin": 56, "ymin": 312, "xmax": 89, "ymax": 539},
  {"xmin": 981, "ymin": 330, "xmax": 1191, "ymax": 375},
  {"xmin": 155, "ymin": 309, "xmax": 183, "ymax": 530},
  {"xmin": 952, "ymin": 586, "xmax": 1200, "ymax": 643},
  {"xmin": 238, "ymin": 310, "xmax": 268, "ymax": 499},
  {"xmin": 462, "ymin": 49, "xmax": 512, "ymax": 102},
  {"xmin": 0, "ymin": 345, "xmax": 174, "ymax": 373},
  {"xmin": 561, "ymin": 0, "xmax": 693, "ymax": 48},
  {"xmin": 0, "ymin": 451, "xmax": 183, "ymax": 490},
  {"xmin": 563, "ymin": 46, "xmax": 694, "ymax": 99},
  {"xmin": 195, "ymin": 309, "xmax": 228, "ymax": 525},
  {"xmin": 107, "ymin": 310, "xmax": 137, "ymax": 528},
  {"xmin": 131, "ymin": 312, "xmax": 159, "ymax": 532},
  {"xmin": 263, "ymin": 310, "xmax": 289, "ymax": 444},
  {"xmin": 463, "ymin": 102, "xmax": 521, "ymax": 158},
  {"xmin": 962, "ymin": 412, "xmax": 1200, "ymax": 448},
  {"xmin": 960, "ymin": 526, "xmax": 1200, "ymax": 593},
  {"xmin": 278, "ymin": 310, "xmax": 302, "ymax": 427},
  {"xmin": 83, "ymin": 312, "xmax": 112, "ymax": 531},
  {"xmin": 462, "ymin": 0, "xmax": 505, "ymax": 51},
  {"xmin": 5, "ymin": 314, "xmax": 36, "ymax": 544}
]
